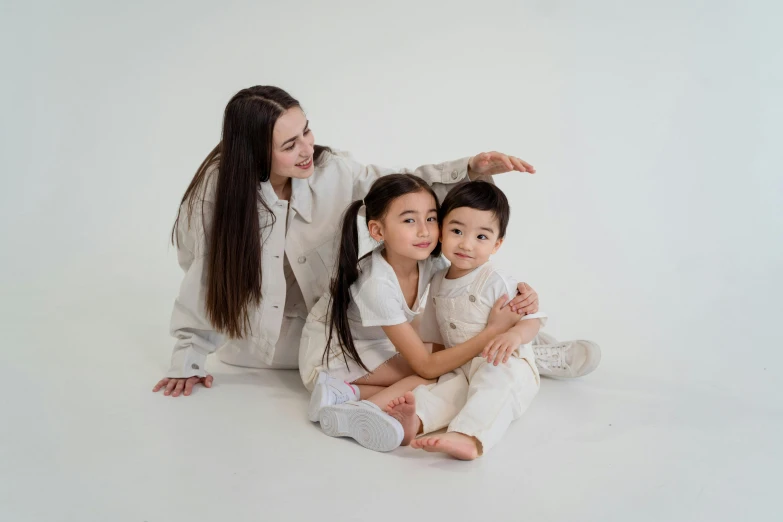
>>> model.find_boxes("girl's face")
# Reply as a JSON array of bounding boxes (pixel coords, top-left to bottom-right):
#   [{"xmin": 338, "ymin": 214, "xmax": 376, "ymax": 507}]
[
  {"xmin": 440, "ymin": 206, "xmax": 503, "ymax": 276},
  {"xmin": 368, "ymin": 190, "xmax": 439, "ymax": 261},
  {"xmin": 270, "ymin": 107, "xmax": 316, "ymax": 182}
]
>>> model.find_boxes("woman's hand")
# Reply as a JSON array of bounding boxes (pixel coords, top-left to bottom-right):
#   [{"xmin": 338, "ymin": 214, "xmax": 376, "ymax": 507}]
[
  {"xmin": 507, "ymin": 282, "xmax": 539, "ymax": 315},
  {"xmin": 152, "ymin": 375, "xmax": 214, "ymax": 397},
  {"xmin": 468, "ymin": 152, "xmax": 535, "ymax": 178},
  {"xmin": 487, "ymin": 295, "xmax": 522, "ymax": 334}
]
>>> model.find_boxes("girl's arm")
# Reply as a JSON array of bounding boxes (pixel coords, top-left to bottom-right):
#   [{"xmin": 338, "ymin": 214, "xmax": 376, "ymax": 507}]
[{"xmin": 382, "ymin": 295, "xmax": 520, "ymax": 380}]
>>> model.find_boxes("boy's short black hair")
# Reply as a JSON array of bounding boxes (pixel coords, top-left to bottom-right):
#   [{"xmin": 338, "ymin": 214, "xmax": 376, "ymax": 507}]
[{"xmin": 439, "ymin": 181, "xmax": 510, "ymax": 238}]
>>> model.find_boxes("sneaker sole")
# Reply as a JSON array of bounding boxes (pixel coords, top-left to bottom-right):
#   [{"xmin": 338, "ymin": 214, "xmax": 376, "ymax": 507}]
[{"xmin": 319, "ymin": 403, "xmax": 403, "ymax": 452}]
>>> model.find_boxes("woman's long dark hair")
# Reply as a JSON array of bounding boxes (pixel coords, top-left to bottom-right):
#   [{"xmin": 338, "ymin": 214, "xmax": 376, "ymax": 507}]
[
  {"xmin": 172, "ymin": 86, "xmax": 330, "ymax": 339},
  {"xmin": 324, "ymin": 174, "xmax": 441, "ymax": 372}
]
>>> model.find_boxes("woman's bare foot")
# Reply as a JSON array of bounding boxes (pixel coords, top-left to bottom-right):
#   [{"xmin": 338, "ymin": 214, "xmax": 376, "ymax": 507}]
[
  {"xmin": 384, "ymin": 392, "xmax": 421, "ymax": 446},
  {"xmin": 410, "ymin": 432, "xmax": 480, "ymax": 460}
]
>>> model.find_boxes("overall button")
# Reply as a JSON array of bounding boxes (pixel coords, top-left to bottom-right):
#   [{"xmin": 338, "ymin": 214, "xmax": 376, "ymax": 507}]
[
  {"xmin": 469, "ymin": 295, "xmax": 476, "ymax": 302},
  {"xmin": 450, "ymin": 323, "xmax": 456, "ymax": 329},
  {"xmin": 191, "ymin": 363, "xmax": 200, "ymax": 370},
  {"xmin": 451, "ymin": 170, "xmax": 458, "ymax": 179},
  {"xmin": 298, "ymin": 256, "xmax": 306, "ymax": 264}
]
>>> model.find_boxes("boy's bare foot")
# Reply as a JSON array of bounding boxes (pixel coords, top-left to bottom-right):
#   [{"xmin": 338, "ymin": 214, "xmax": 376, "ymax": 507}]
[
  {"xmin": 410, "ymin": 432, "xmax": 480, "ymax": 460},
  {"xmin": 384, "ymin": 392, "xmax": 420, "ymax": 446}
]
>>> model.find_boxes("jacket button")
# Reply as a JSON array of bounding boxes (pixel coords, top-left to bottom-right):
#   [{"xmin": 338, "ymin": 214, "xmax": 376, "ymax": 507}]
[
  {"xmin": 298, "ymin": 256, "xmax": 306, "ymax": 264},
  {"xmin": 451, "ymin": 170, "xmax": 458, "ymax": 179},
  {"xmin": 191, "ymin": 363, "xmax": 200, "ymax": 370},
  {"xmin": 450, "ymin": 323, "xmax": 456, "ymax": 329},
  {"xmin": 469, "ymin": 295, "xmax": 476, "ymax": 302}
]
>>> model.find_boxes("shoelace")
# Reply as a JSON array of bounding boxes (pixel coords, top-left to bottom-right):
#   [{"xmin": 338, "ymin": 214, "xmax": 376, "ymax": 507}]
[{"xmin": 533, "ymin": 343, "xmax": 571, "ymax": 371}]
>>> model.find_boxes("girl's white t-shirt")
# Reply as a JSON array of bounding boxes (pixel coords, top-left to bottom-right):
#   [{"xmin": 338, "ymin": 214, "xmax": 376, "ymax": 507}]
[{"xmin": 346, "ymin": 246, "xmax": 449, "ymax": 339}]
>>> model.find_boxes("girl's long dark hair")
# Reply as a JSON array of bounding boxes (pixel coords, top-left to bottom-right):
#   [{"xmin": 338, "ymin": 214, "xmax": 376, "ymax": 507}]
[
  {"xmin": 172, "ymin": 86, "xmax": 330, "ymax": 338},
  {"xmin": 324, "ymin": 174, "xmax": 441, "ymax": 372}
]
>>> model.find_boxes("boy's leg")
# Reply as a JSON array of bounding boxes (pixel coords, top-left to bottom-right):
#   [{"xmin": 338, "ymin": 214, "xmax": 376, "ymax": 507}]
[
  {"xmin": 413, "ymin": 369, "xmax": 471, "ymax": 434},
  {"xmin": 387, "ymin": 368, "xmax": 471, "ymax": 445},
  {"xmin": 413, "ymin": 357, "xmax": 538, "ymax": 459},
  {"xmin": 449, "ymin": 357, "xmax": 539, "ymax": 455}
]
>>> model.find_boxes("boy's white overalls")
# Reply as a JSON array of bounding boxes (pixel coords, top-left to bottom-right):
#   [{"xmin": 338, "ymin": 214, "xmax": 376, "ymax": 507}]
[{"xmin": 413, "ymin": 263, "xmax": 544, "ymax": 454}]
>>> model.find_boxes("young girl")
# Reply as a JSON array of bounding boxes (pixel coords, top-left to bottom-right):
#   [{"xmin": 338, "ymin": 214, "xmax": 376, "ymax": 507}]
[
  {"xmin": 298, "ymin": 175, "xmax": 523, "ymax": 451},
  {"xmin": 386, "ymin": 182, "xmax": 598, "ymax": 460}
]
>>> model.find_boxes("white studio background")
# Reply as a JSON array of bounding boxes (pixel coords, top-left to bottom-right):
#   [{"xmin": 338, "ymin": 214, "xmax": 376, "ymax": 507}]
[{"xmin": 1, "ymin": 0, "xmax": 781, "ymax": 520}]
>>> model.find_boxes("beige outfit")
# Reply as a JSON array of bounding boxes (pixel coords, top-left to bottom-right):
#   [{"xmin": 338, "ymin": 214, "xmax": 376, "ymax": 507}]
[{"xmin": 414, "ymin": 263, "xmax": 546, "ymax": 454}]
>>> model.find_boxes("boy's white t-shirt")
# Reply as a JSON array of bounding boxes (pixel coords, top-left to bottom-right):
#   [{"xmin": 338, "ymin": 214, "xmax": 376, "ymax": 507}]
[
  {"xmin": 417, "ymin": 264, "xmax": 547, "ymax": 347},
  {"xmin": 346, "ymin": 246, "xmax": 449, "ymax": 339}
]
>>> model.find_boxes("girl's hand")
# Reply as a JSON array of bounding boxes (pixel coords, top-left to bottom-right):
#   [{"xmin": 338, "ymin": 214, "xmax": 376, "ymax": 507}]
[
  {"xmin": 508, "ymin": 282, "xmax": 539, "ymax": 315},
  {"xmin": 487, "ymin": 295, "xmax": 522, "ymax": 334},
  {"xmin": 468, "ymin": 152, "xmax": 536, "ymax": 178},
  {"xmin": 483, "ymin": 331, "xmax": 523, "ymax": 366},
  {"xmin": 153, "ymin": 375, "xmax": 214, "ymax": 397}
]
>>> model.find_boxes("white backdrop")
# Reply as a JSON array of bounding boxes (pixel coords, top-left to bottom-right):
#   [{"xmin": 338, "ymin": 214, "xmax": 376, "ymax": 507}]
[
  {"xmin": 3, "ymin": 0, "xmax": 780, "ymax": 387},
  {"xmin": 1, "ymin": 1, "xmax": 781, "ymax": 520}
]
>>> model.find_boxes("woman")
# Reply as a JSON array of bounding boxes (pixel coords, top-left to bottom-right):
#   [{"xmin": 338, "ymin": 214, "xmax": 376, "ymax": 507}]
[{"xmin": 153, "ymin": 85, "xmax": 597, "ymax": 398}]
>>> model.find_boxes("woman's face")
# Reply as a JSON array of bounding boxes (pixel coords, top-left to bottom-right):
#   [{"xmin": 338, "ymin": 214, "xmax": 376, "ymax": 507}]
[{"xmin": 270, "ymin": 107, "xmax": 316, "ymax": 182}]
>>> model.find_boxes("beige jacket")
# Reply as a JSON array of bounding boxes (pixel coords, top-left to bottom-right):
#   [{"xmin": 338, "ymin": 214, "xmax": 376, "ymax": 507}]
[{"xmin": 166, "ymin": 150, "xmax": 470, "ymax": 378}]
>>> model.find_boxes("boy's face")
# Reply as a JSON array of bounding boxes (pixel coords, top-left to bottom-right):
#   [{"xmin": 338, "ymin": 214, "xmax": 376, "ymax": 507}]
[{"xmin": 439, "ymin": 206, "xmax": 504, "ymax": 275}]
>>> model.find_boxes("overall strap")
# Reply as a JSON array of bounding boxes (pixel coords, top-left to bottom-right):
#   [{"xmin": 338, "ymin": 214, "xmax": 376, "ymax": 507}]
[{"xmin": 469, "ymin": 263, "xmax": 497, "ymax": 296}]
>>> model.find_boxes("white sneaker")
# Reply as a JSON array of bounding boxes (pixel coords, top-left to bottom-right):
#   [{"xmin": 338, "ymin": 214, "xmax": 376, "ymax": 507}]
[
  {"xmin": 533, "ymin": 331, "xmax": 602, "ymax": 379},
  {"xmin": 308, "ymin": 372, "xmax": 359, "ymax": 422},
  {"xmin": 318, "ymin": 400, "xmax": 404, "ymax": 452}
]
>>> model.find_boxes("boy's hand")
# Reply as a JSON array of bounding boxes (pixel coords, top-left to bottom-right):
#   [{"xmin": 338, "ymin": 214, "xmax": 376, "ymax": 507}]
[{"xmin": 483, "ymin": 331, "xmax": 523, "ymax": 366}]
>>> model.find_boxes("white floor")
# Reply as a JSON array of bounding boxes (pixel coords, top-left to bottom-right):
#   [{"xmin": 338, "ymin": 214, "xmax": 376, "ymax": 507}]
[{"xmin": 3, "ymin": 307, "xmax": 780, "ymax": 522}]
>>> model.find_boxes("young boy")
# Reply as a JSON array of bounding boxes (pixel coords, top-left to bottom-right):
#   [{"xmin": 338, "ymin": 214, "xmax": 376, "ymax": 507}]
[{"xmin": 387, "ymin": 182, "xmax": 554, "ymax": 459}]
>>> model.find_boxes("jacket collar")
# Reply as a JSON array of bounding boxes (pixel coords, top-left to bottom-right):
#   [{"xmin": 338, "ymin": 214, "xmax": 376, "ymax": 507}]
[{"xmin": 259, "ymin": 177, "xmax": 313, "ymax": 223}]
